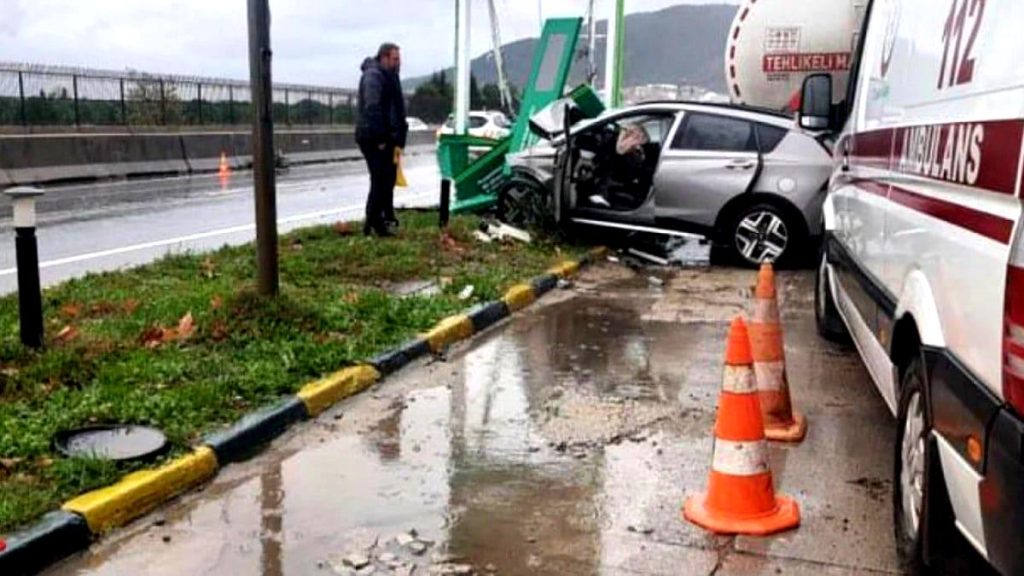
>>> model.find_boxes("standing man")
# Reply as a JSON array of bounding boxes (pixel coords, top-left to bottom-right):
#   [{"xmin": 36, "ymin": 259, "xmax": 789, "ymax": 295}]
[{"xmin": 356, "ymin": 43, "xmax": 409, "ymax": 237}]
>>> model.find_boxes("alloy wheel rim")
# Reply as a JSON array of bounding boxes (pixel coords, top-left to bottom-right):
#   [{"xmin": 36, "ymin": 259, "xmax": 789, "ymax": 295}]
[
  {"xmin": 900, "ymin": 390, "xmax": 926, "ymax": 540},
  {"xmin": 735, "ymin": 211, "xmax": 789, "ymax": 264}
]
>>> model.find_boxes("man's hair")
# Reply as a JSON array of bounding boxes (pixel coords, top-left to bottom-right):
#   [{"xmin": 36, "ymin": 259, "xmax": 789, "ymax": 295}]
[{"xmin": 377, "ymin": 43, "xmax": 400, "ymax": 60}]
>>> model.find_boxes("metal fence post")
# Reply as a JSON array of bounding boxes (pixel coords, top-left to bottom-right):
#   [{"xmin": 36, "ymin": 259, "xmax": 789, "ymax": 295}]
[
  {"xmin": 197, "ymin": 82, "xmax": 203, "ymax": 125},
  {"xmin": 329, "ymin": 93, "xmax": 334, "ymax": 125},
  {"xmin": 229, "ymin": 85, "xmax": 235, "ymax": 125},
  {"xmin": 308, "ymin": 90, "xmax": 313, "ymax": 125},
  {"xmin": 120, "ymin": 78, "xmax": 128, "ymax": 125},
  {"xmin": 18, "ymin": 71, "xmax": 26, "ymax": 127},
  {"xmin": 159, "ymin": 79, "xmax": 167, "ymax": 125},
  {"xmin": 72, "ymin": 74, "xmax": 80, "ymax": 126},
  {"xmin": 284, "ymin": 88, "xmax": 290, "ymax": 125}
]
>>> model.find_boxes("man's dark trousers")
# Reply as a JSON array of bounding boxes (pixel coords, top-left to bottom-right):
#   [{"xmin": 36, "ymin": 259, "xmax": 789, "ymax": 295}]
[{"xmin": 359, "ymin": 142, "xmax": 396, "ymax": 232}]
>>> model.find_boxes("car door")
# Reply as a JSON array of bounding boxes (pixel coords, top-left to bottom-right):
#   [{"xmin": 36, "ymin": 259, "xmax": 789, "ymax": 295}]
[{"xmin": 654, "ymin": 112, "xmax": 761, "ymax": 229}]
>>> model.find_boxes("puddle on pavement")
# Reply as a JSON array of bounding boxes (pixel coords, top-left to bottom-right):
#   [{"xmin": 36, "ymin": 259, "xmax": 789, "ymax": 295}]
[{"xmin": 51, "ymin": 269, "xmax": 903, "ymax": 576}]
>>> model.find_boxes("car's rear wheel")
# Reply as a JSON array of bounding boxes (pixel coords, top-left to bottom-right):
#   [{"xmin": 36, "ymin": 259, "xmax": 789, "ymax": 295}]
[
  {"xmin": 815, "ymin": 246, "xmax": 849, "ymax": 342},
  {"xmin": 497, "ymin": 176, "xmax": 553, "ymax": 230},
  {"xmin": 727, "ymin": 203, "xmax": 801, "ymax": 268}
]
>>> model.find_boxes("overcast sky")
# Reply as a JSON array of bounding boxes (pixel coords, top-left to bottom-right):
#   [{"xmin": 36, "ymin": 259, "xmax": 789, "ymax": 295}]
[{"xmin": 0, "ymin": 0, "xmax": 738, "ymax": 87}]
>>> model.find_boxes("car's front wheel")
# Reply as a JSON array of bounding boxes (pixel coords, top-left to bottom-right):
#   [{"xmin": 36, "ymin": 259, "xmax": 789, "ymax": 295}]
[
  {"xmin": 497, "ymin": 176, "xmax": 553, "ymax": 230},
  {"xmin": 727, "ymin": 203, "xmax": 802, "ymax": 268}
]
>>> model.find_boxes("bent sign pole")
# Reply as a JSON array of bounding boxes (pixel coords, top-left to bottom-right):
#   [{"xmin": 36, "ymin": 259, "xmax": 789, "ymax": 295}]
[{"xmin": 247, "ymin": 0, "xmax": 280, "ymax": 296}]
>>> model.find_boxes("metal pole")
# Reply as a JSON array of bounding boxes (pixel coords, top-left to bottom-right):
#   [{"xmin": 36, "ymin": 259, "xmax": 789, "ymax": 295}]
[
  {"xmin": 159, "ymin": 80, "xmax": 167, "ymax": 125},
  {"xmin": 329, "ymin": 93, "xmax": 334, "ymax": 125},
  {"xmin": 248, "ymin": 0, "xmax": 279, "ymax": 296},
  {"xmin": 72, "ymin": 74, "xmax": 80, "ymax": 127},
  {"xmin": 454, "ymin": 0, "xmax": 471, "ymax": 135},
  {"xmin": 6, "ymin": 188, "xmax": 45, "ymax": 349},
  {"xmin": 18, "ymin": 71, "xmax": 26, "ymax": 127},
  {"xmin": 308, "ymin": 90, "xmax": 313, "ymax": 125},
  {"xmin": 284, "ymin": 89, "xmax": 290, "ymax": 125},
  {"xmin": 120, "ymin": 79, "xmax": 127, "ymax": 125},
  {"xmin": 229, "ymin": 86, "xmax": 235, "ymax": 125},
  {"xmin": 197, "ymin": 83, "xmax": 203, "ymax": 125},
  {"xmin": 604, "ymin": 0, "xmax": 625, "ymax": 108}
]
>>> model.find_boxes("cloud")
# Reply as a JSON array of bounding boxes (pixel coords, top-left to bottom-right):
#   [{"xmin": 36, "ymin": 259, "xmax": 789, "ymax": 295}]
[{"xmin": 0, "ymin": 0, "xmax": 738, "ymax": 87}]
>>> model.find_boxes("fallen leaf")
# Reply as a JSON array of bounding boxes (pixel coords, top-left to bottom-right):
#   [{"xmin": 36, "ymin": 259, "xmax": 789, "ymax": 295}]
[
  {"xmin": 140, "ymin": 326, "xmax": 166, "ymax": 349},
  {"xmin": 211, "ymin": 320, "xmax": 230, "ymax": 342},
  {"xmin": 35, "ymin": 457, "xmax": 54, "ymax": 469},
  {"xmin": 55, "ymin": 325, "xmax": 79, "ymax": 343},
  {"xmin": 210, "ymin": 296, "xmax": 223, "ymax": 311},
  {"xmin": 201, "ymin": 257, "xmax": 217, "ymax": 279},
  {"xmin": 0, "ymin": 458, "xmax": 23, "ymax": 470},
  {"xmin": 60, "ymin": 303, "xmax": 82, "ymax": 319},
  {"xmin": 177, "ymin": 312, "xmax": 195, "ymax": 341},
  {"xmin": 122, "ymin": 299, "xmax": 140, "ymax": 314},
  {"xmin": 343, "ymin": 292, "xmax": 360, "ymax": 304},
  {"xmin": 89, "ymin": 301, "xmax": 118, "ymax": 316},
  {"xmin": 334, "ymin": 221, "xmax": 355, "ymax": 237}
]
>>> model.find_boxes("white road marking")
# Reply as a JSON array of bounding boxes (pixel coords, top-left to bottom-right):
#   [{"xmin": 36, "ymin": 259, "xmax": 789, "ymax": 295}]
[{"xmin": 0, "ymin": 190, "xmax": 437, "ymax": 277}]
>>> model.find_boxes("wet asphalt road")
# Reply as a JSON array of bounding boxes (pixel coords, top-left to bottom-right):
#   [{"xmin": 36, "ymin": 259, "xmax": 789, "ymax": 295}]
[
  {"xmin": 46, "ymin": 262, "xmax": 913, "ymax": 576},
  {"xmin": 0, "ymin": 149, "xmax": 439, "ymax": 294}
]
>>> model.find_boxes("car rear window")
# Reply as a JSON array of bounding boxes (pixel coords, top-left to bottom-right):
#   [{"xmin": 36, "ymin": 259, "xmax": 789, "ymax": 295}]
[
  {"xmin": 672, "ymin": 113, "xmax": 756, "ymax": 152},
  {"xmin": 756, "ymin": 124, "xmax": 788, "ymax": 153},
  {"xmin": 470, "ymin": 116, "xmax": 488, "ymax": 129}
]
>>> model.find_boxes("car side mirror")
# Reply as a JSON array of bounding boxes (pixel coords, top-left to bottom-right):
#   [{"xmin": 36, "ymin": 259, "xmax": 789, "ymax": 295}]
[{"xmin": 799, "ymin": 74, "xmax": 833, "ymax": 131}]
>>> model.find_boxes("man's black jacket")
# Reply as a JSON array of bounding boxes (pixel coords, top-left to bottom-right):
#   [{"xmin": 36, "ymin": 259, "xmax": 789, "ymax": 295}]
[{"xmin": 356, "ymin": 57, "xmax": 408, "ymax": 149}]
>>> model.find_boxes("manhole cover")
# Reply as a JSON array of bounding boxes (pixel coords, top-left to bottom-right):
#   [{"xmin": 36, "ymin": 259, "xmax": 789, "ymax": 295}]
[{"xmin": 54, "ymin": 425, "xmax": 169, "ymax": 462}]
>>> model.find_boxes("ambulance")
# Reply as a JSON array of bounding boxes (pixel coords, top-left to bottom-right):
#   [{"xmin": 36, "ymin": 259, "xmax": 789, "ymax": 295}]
[{"xmin": 803, "ymin": 0, "xmax": 1024, "ymax": 573}]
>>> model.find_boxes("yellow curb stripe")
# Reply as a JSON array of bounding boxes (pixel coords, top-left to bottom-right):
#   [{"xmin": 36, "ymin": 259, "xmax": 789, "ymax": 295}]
[
  {"xmin": 502, "ymin": 284, "xmax": 536, "ymax": 313},
  {"xmin": 547, "ymin": 260, "xmax": 581, "ymax": 279},
  {"xmin": 298, "ymin": 364, "xmax": 381, "ymax": 417},
  {"xmin": 422, "ymin": 315, "xmax": 474, "ymax": 353},
  {"xmin": 63, "ymin": 447, "xmax": 218, "ymax": 534}
]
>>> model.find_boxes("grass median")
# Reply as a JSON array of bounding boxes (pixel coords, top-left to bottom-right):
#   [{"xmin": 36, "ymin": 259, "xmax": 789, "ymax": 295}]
[{"xmin": 0, "ymin": 211, "xmax": 582, "ymax": 533}]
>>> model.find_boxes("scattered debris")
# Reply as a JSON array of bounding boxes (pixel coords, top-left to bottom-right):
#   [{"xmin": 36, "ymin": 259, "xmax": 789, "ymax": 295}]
[
  {"xmin": 647, "ymin": 276, "xmax": 665, "ymax": 288},
  {"xmin": 556, "ymin": 278, "xmax": 574, "ymax": 290},
  {"xmin": 627, "ymin": 524, "xmax": 655, "ymax": 535},
  {"xmin": 334, "ymin": 221, "xmax": 356, "ymax": 237},
  {"xmin": 458, "ymin": 285, "xmax": 475, "ymax": 301},
  {"xmin": 342, "ymin": 553, "xmax": 371, "ymax": 569},
  {"xmin": 54, "ymin": 325, "xmax": 79, "ymax": 343},
  {"xmin": 395, "ymin": 532, "xmax": 416, "ymax": 547},
  {"xmin": 408, "ymin": 541, "xmax": 429, "ymax": 556},
  {"xmin": 477, "ymin": 221, "xmax": 532, "ymax": 244},
  {"xmin": 606, "ymin": 256, "xmax": 621, "ymax": 263},
  {"xmin": 472, "ymin": 231, "xmax": 494, "ymax": 244},
  {"xmin": 628, "ymin": 248, "xmax": 669, "ymax": 266}
]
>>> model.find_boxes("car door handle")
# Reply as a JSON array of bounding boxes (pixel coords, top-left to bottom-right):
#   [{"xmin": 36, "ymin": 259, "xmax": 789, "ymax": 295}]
[{"xmin": 725, "ymin": 160, "xmax": 756, "ymax": 170}]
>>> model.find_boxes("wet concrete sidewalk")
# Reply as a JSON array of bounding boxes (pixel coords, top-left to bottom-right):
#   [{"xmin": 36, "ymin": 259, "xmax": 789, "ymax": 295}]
[{"xmin": 47, "ymin": 263, "xmax": 904, "ymax": 576}]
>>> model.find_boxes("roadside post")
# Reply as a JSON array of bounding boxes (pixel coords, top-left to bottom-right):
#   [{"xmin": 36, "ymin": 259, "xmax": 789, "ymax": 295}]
[
  {"xmin": 5, "ymin": 186, "xmax": 45, "ymax": 349},
  {"xmin": 247, "ymin": 0, "xmax": 280, "ymax": 296}
]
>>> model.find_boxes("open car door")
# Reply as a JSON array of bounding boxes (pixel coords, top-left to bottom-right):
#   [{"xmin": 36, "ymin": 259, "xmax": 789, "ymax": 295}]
[{"xmin": 553, "ymin": 104, "xmax": 577, "ymax": 226}]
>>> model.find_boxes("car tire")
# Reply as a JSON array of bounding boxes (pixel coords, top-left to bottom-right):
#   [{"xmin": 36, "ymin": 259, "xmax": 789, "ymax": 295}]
[
  {"xmin": 726, "ymin": 202, "xmax": 803, "ymax": 268},
  {"xmin": 814, "ymin": 246, "xmax": 849, "ymax": 343},
  {"xmin": 893, "ymin": 355, "xmax": 968, "ymax": 574},
  {"xmin": 497, "ymin": 176, "xmax": 554, "ymax": 231}
]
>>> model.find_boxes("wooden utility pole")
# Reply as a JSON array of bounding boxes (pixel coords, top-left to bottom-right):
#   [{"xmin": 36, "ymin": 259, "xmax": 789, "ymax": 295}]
[{"xmin": 247, "ymin": 0, "xmax": 279, "ymax": 295}]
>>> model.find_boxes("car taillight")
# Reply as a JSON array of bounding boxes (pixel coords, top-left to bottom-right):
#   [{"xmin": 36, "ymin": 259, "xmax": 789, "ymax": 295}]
[{"xmin": 1003, "ymin": 265, "xmax": 1024, "ymax": 415}]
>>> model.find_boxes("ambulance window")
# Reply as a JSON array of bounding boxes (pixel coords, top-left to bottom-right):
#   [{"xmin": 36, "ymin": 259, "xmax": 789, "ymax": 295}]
[
  {"xmin": 756, "ymin": 124, "xmax": 788, "ymax": 153},
  {"xmin": 672, "ymin": 114, "xmax": 756, "ymax": 152}
]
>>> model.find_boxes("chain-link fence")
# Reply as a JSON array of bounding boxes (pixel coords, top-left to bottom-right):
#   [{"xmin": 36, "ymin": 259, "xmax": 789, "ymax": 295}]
[{"xmin": 0, "ymin": 63, "xmax": 358, "ymax": 128}]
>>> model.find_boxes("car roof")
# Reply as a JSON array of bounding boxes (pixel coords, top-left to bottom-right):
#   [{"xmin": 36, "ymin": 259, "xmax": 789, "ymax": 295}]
[{"xmin": 613, "ymin": 101, "xmax": 795, "ymax": 129}]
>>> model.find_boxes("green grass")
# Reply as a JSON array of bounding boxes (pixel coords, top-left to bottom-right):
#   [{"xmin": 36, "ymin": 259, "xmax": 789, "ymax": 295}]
[{"xmin": 0, "ymin": 212, "xmax": 583, "ymax": 533}]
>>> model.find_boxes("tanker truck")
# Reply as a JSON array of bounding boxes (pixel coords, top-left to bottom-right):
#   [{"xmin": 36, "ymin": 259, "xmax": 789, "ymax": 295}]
[{"xmin": 725, "ymin": 0, "xmax": 868, "ymax": 111}]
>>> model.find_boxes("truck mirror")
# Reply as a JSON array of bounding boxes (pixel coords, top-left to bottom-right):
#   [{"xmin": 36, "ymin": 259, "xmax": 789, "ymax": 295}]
[{"xmin": 800, "ymin": 74, "xmax": 833, "ymax": 131}]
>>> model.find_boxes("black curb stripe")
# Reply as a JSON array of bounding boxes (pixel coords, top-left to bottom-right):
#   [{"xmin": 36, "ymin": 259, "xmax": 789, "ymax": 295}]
[
  {"xmin": 467, "ymin": 301, "xmax": 510, "ymax": 333},
  {"xmin": 0, "ymin": 511, "xmax": 91, "ymax": 576},
  {"xmin": 203, "ymin": 397, "xmax": 309, "ymax": 465},
  {"xmin": 531, "ymin": 274, "xmax": 559, "ymax": 297},
  {"xmin": 369, "ymin": 338, "xmax": 431, "ymax": 376}
]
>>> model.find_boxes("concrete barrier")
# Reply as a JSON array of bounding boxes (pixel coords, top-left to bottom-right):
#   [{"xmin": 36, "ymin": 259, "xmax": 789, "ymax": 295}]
[
  {"xmin": 0, "ymin": 134, "xmax": 189, "ymax": 185},
  {"xmin": 0, "ymin": 129, "xmax": 438, "ymax": 187}
]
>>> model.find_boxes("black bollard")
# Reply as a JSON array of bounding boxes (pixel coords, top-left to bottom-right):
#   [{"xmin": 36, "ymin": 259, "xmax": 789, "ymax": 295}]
[
  {"xmin": 6, "ymin": 187, "xmax": 45, "ymax": 349},
  {"xmin": 439, "ymin": 179, "xmax": 451, "ymax": 229}
]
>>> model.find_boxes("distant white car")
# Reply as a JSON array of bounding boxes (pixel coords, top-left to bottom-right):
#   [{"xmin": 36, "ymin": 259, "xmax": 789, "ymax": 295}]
[
  {"xmin": 406, "ymin": 117, "xmax": 431, "ymax": 132},
  {"xmin": 437, "ymin": 111, "xmax": 512, "ymax": 141}
]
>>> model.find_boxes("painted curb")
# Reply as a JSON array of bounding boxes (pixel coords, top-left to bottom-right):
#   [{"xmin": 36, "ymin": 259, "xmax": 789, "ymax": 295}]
[
  {"xmin": 203, "ymin": 396, "xmax": 310, "ymax": 465},
  {"xmin": 502, "ymin": 284, "xmax": 537, "ymax": 313},
  {"xmin": 369, "ymin": 338, "xmax": 432, "ymax": 376},
  {"xmin": 466, "ymin": 301, "xmax": 510, "ymax": 333},
  {"xmin": 6, "ymin": 248, "xmax": 601, "ymax": 573},
  {"xmin": 63, "ymin": 447, "xmax": 219, "ymax": 534},
  {"xmin": 297, "ymin": 364, "xmax": 381, "ymax": 417},
  {"xmin": 0, "ymin": 512, "xmax": 91, "ymax": 576},
  {"xmin": 422, "ymin": 315, "xmax": 475, "ymax": 353}
]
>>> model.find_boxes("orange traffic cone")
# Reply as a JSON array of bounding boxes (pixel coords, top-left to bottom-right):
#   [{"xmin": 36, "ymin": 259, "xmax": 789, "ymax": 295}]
[
  {"xmin": 218, "ymin": 152, "xmax": 231, "ymax": 178},
  {"xmin": 749, "ymin": 263, "xmax": 806, "ymax": 442},
  {"xmin": 683, "ymin": 316, "xmax": 800, "ymax": 535}
]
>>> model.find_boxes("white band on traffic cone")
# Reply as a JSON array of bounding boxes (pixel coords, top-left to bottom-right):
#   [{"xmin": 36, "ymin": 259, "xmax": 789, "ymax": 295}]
[
  {"xmin": 722, "ymin": 365, "xmax": 758, "ymax": 394},
  {"xmin": 754, "ymin": 361, "xmax": 786, "ymax": 391},
  {"xmin": 752, "ymin": 298, "xmax": 779, "ymax": 323},
  {"xmin": 712, "ymin": 439, "xmax": 771, "ymax": 476}
]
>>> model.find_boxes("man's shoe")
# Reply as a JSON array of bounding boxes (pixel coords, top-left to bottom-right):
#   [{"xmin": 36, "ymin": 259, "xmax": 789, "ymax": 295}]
[
  {"xmin": 385, "ymin": 217, "xmax": 400, "ymax": 230},
  {"xmin": 373, "ymin": 226, "xmax": 396, "ymax": 238},
  {"xmin": 363, "ymin": 223, "xmax": 373, "ymax": 236}
]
